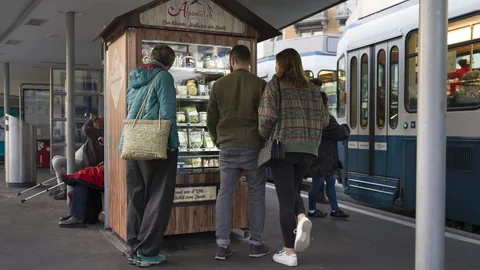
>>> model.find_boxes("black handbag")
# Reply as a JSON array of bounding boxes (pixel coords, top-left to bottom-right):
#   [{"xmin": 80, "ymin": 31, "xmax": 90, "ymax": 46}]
[{"xmin": 258, "ymin": 76, "xmax": 285, "ymax": 168}]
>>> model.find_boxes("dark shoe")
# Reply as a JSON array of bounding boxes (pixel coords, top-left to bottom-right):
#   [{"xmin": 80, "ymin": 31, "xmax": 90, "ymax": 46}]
[
  {"xmin": 331, "ymin": 209, "xmax": 350, "ymax": 219},
  {"xmin": 308, "ymin": 209, "xmax": 328, "ymax": 218},
  {"xmin": 249, "ymin": 244, "xmax": 271, "ymax": 258},
  {"xmin": 52, "ymin": 190, "xmax": 67, "ymax": 201},
  {"xmin": 318, "ymin": 195, "xmax": 330, "ymax": 204},
  {"xmin": 136, "ymin": 253, "xmax": 166, "ymax": 267},
  {"xmin": 59, "ymin": 215, "xmax": 71, "ymax": 222},
  {"xmin": 215, "ymin": 246, "xmax": 232, "ymax": 260},
  {"xmin": 59, "ymin": 216, "xmax": 86, "ymax": 228},
  {"xmin": 127, "ymin": 254, "xmax": 138, "ymax": 265}
]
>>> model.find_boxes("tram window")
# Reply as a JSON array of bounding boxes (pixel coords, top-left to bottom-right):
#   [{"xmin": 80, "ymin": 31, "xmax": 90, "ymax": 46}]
[
  {"xmin": 406, "ymin": 15, "xmax": 480, "ymax": 111},
  {"xmin": 337, "ymin": 57, "xmax": 346, "ymax": 118},
  {"xmin": 305, "ymin": 70, "xmax": 314, "ymax": 81},
  {"xmin": 377, "ymin": 50, "xmax": 386, "ymax": 128},
  {"xmin": 360, "ymin": 54, "xmax": 369, "ymax": 129},
  {"xmin": 390, "ymin": 47, "xmax": 399, "ymax": 129},
  {"xmin": 319, "ymin": 70, "xmax": 337, "ymax": 117},
  {"xmin": 350, "ymin": 57, "xmax": 358, "ymax": 129}
]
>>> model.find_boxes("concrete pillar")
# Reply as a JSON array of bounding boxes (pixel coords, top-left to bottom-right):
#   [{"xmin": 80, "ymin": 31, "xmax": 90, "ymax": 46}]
[
  {"xmin": 66, "ymin": 12, "xmax": 76, "ymax": 202},
  {"xmin": 415, "ymin": 0, "xmax": 448, "ymax": 269}
]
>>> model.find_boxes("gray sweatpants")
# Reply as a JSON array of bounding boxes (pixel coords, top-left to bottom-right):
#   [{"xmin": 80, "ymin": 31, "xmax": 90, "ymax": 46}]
[
  {"xmin": 51, "ymin": 148, "xmax": 84, "ymax": 189},
  {"xmin": 216, "ymin": 147, "xmax": 266, "ymax": 246},
  {"xmin": 126, "ymin": 150, "xmax": 178, "ymax": 256}
]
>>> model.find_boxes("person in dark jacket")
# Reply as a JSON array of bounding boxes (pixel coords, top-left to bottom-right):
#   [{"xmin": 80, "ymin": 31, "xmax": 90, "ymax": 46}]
[
  {"xmin": 82, "ymin": 114, "xmax": 105, "ymax": 167},
  {"xmin": 50, "ymin": 114, "xmax": 104, "ymax": 200},
  {"xmin": 307, "ymin": 92, "xmax": 350, "ymax": 219}
]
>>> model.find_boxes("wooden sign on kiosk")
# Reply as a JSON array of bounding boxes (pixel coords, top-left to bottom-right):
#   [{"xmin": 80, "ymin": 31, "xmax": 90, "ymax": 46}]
[{"xmin": 99, "ymin": 0, "xmax": 280, "ymax": 240}]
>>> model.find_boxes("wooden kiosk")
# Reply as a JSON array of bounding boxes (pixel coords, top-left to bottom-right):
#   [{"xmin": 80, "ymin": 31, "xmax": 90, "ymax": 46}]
[{"xmin": 100, "ymin": 0, "xmax": 279, "ymax": 240}]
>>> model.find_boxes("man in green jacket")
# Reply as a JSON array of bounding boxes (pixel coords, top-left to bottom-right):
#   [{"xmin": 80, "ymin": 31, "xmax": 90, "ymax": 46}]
[{"xmin": 207, "ymin": 45, "xmax": 270, "ymax": 260}]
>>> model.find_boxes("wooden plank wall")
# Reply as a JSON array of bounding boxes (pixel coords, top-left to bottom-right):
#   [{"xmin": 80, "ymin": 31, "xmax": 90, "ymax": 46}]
[
  {"xmin": 107, "ymin": 34, "xmax": 128, "ymax": 240},
  {"xmin": 165, "ymin": 174, "xmax": 250, "ymax": 235}
]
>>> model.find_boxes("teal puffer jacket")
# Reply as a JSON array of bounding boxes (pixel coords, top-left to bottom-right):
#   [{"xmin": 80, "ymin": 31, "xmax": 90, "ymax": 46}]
[{"xmin": 118, "ymin": 64, "xmax": 179, "ymax": 150}]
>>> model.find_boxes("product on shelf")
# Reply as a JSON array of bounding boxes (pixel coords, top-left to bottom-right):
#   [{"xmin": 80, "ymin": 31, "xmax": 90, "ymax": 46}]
[
  {"xmin": 188, "ymin": 128, "xmax": 204, "ymax": 149},
  {"xmin": 184, "ymin": 56, "xmax": 195, "ymax": 67},
  {"xmin": 213, "ymin": 158, "xmax": 219, "ymax": 167},
  {"xmin": 186, "ymin": 79, "xmax": 198, "ymax": 96},
  {"xmin": 199, "ymin": 112, "xmax": 207, "ymax": 124},
  {"xmin": 178, "ymin": 129, "xmax": 189, "ymax": 149},
  {"xmin": 215, "ymin": 56, "xmax": 224, "ymax": 69},
  {"xmin": 177, "ymin": 111, "xmax": 186, "ymax": 123},
  {"xmin": 174, "ymin": 53, "xmax": 183, "ymax": 68},
  {"xmin": 198, "ymin": 85, "xmax": 208, "ymax": 96},
  {"xmin": 204, "ymin": 131, "xmax": 215, "ymax": 149},
  {"xmin": 142, "ymin": 56, "xmax": 151, "ymax": 64},
  {"xmin": 191, "ymin": 158, "xmax": 202, "ymax": 168},
  {"xmin": 176, "ymin": 85, "xmax": 188, "ymax": 96},
  {"xmin": 203, "ymin": 55, "xmax": 215, "ymax": 69},
  {"xmin": 184, "ymin": 106, "xmax": 199, "ymax": 123},
  {"xmin": 203, "ymin": 158, "xmax": 215, "ymax": 168}
]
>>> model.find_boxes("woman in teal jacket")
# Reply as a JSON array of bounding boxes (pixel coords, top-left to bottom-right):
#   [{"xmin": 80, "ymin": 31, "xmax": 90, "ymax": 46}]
[{"xmin": 120, "ymin": 44, "xmax": 179, "ymax": 268}]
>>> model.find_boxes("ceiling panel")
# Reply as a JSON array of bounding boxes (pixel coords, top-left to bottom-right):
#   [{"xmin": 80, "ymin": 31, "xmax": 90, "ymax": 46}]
[{"xmin": 0, "ymin": 0, "xmax": 37, "ymax": 39}]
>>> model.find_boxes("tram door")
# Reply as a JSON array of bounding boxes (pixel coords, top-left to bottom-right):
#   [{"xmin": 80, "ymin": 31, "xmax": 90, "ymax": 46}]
[{"xmin": 347, "ymin": 40, "xmax": 401, "ymax": 177}]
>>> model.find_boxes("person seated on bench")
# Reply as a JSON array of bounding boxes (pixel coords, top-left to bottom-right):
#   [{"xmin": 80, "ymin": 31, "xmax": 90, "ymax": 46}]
[
  {"xmin": 50, "ymin": 114, "xmax": 104, "ymax": 200},
  {"xmin": 58, "ymin": 156, "xmax": 105, "ymax": 228}
]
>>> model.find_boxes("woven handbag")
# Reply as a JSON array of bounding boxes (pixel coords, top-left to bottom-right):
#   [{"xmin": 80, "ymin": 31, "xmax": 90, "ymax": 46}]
[
  {"xmin": 121, "ymin": 72, "xmax": 172, "ymax": 160},
  {"xmin": 258, "ymin": 76, "xmax": 285, "ymax": 168}
]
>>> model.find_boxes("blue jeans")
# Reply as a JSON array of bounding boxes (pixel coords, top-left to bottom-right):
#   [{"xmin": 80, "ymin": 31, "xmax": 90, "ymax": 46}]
[
  {"xmin": 216, "ymin": 147, "xmax": 266, "ymax": 246},
  {"xmin": 308, "ymin": 174, "xmax": 339, "ymax": 211}
]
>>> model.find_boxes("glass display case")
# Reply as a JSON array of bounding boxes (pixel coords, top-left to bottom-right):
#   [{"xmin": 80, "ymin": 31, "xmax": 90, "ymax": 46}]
[
  {"xmin": 50, "ymin": 69, "xmax": 103, "ymax": 165},
  {"xmin": 142, "ymin": 41, "xmax": 231, "ymax": 174}
]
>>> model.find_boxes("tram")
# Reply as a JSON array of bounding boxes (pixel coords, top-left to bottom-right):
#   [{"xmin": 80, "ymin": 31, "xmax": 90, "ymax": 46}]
[
  {"xmin": 337, "ymin": 0, "xmax": 480, "ymax": 226},
  {"xmin": 257, "ymin": 34, "xmax": 340, "ymax": 116}
]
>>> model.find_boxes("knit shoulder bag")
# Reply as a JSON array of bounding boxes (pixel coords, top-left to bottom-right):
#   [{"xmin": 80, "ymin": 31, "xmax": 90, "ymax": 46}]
[{"xmin": 121, "ymin": 72, "xmax": 172, "ymax": 160}]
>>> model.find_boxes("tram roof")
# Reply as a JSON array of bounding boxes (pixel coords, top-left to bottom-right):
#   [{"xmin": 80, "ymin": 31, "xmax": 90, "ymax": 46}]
[{"xmin": 0, "ymin": 0, "xmax": 346, "ymax": 68}]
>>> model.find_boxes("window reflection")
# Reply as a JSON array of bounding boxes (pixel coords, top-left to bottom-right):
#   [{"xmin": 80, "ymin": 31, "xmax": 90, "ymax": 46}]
[
  {"xmin": 337, "ymin": 57, "xmax": 346, "ymax": 118},
  {"xmin": 406, "ymin": 15, "xmax": 480, "ymax": 111},
  {"xmin": 360, "ymin": 54, "xmax": 369, "ymax": 129},
  {"xmin": 390, "ymin": 47, "xmax": 399, "ymax": 129},
  {"xmin": 377, "ymin": 50, "xmax": 386, "ymax": 128},
  {"xmin": 319, "ymin": 70, "xmax": 337, "ymax": 117},
  {"xmin": 350, "ymin": 57, "xmax": 358, "ymax": 129}
]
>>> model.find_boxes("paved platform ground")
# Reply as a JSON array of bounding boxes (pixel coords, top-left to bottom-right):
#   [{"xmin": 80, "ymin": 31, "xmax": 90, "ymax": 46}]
[{"xmin": 1, "ymin": 169, "xmax": 480, "ymax": 270}]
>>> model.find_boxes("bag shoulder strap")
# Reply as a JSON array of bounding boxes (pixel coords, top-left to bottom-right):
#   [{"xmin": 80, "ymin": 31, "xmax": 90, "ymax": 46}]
[
  {"xmin": 135, "ymin": 71, "xmax": 163, "ymax": 120},
  {"xmin": 271, "ymin": 76, "xmax": 282, "ymax": 140}
]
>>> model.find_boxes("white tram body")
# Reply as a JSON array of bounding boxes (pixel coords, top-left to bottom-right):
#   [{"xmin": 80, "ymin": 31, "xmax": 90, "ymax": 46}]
[
  {"xmin": 337, "ymin": 0, "xmax": 480, "ymax": 225},
  {"xmin": 257, "ymin": 35, "xmax": 339, "ymax": 115}
]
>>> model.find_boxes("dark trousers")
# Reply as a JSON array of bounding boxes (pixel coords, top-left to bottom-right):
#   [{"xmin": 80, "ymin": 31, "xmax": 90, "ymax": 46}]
[
  {"xmin": 309, "ymin": 174, "xmax": 339, "ymax": 211},
  {"xmin": 70, "ymin": 185, "xmax": 102, "ymax": 223},
  {"xmin": 271, "ymin": 153, "xmax": 314, "ymax": 248},
  {"xmin": 126, "ymin": 150, "xmax": 178, "ymax": 256}
]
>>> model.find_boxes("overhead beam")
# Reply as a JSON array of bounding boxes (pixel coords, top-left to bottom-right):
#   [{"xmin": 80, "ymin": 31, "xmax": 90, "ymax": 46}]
[{"xmin": 0, "ymin": 0, "xmax": 43, "ymax": 44}]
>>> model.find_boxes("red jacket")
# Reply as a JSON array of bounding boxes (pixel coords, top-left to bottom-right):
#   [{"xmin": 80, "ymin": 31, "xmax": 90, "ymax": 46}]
[{"xmin": 63, "ymin": 165, "xmax": 104, "ymax": 190}]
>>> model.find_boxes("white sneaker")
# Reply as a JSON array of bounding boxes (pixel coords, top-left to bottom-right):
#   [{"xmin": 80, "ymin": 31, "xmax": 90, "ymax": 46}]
[
  {"xmin": 272, "ymin": 249, "xmax": 298, "ymax": 267},
  {"xmin": 294, "ymin": 216, "xmax": 312, "ymax": 252}
]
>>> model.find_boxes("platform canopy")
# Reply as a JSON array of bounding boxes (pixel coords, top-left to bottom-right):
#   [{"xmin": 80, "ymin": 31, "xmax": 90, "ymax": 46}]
[{"xmin": 0, "ymin": 0, "xmax": 346, "ymax": 68}]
